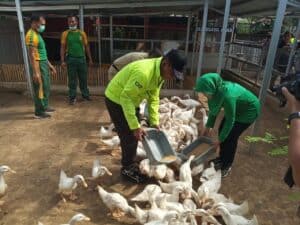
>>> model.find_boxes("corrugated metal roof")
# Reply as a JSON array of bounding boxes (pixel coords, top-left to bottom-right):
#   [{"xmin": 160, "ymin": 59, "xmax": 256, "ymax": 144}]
[{"xmin": 0, "ymin": 0, "xmax": 299, "ymax": 16}]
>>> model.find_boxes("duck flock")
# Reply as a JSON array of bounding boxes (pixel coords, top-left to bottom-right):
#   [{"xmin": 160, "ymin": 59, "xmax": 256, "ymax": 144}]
[{"xmin": 0, "ymin": 95, "xmax": 259, "ymax": 225}]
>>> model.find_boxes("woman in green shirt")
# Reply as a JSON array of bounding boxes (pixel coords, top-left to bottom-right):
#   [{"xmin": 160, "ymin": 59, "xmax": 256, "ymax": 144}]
[{"xmin": 195, "ymin": 73, "xmax": 260, "ymax": 177}]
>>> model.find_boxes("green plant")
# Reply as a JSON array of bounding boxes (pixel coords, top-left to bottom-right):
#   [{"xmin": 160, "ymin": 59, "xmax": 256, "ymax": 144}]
[
  {"xmin": 268, "ymin": 145, "xmax": 288, "ymax": 156},
  {"xmin": 245, "ymin": 132, "xmax": 277, "ymax": 144},
  {"xmin": 288, "ymin": 192, "xmax": 300, "ymax": 201}
]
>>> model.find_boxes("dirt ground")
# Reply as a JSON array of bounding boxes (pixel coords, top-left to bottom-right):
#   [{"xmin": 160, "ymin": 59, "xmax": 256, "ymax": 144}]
[{"xmin": 0, "ymin": 90, "xmax": 300, "ymax": 225}]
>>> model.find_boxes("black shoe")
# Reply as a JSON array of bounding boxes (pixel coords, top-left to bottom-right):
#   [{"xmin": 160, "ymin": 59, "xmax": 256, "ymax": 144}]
[
  {"xmin": 45, "ymin": 107, "xmax": 55, "ymax": 113},
  {"xmin": 82, "ymin": 96, "xmax": 92, "ymax": 101},
  {"xmin": 221, "ymin": 167, "xmax": 232, "ymax": 178},
  {"xmin": 34, "ymin": 112, "xmax": 51, "ymax": 119},
  {"xmin": 209, "ymin": 157, "xmax": 222, "ymax": 171},
  {"xmin": 121, "ymin": 164, "xmax": 149, "ymax": 184},
  {"xmin": 69, "ymin": 98, "xmax": 76, "ymax": 105}
]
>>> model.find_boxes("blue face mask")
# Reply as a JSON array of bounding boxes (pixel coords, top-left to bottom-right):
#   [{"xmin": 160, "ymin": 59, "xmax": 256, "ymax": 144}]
[{"xmin": 37, "ymin": 24, "xmax": 45, "ymax": 33}]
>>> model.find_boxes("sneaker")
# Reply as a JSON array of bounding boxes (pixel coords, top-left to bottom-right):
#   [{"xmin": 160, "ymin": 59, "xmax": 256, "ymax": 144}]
[
  {"xmin": 69, "ymin": 98, "xmax": 76, "ymax": 105},
  {"xmin": 45, "ymin": 107, "xmax": 55, "ymax": 113},
  {"xmin": 82, "ymin": 96, "xmax": 92, "ymax": 101},
  {"xmin": 221, "ymin": 167, "xmax": 232, "ymax": 178},
  {"xmin": 34, "ymin": 112, "xmax": 51, "ymax": 119},
  {"xmin": 121, "ymin": 164, "xmax": 149, "ymax": 184}
]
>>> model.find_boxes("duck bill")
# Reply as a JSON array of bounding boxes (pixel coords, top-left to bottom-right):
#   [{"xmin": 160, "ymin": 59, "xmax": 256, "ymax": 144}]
[
  {"xmin": 84, "ymin": 217, "xmax": 91, "ymax": 221},
  {"xmin": 83, "ymin": 182, "xmax": 88, "ymax": 188},
  {"xmin": 10, "ymin": 169, "xmax": 16, "ymax": 174}
]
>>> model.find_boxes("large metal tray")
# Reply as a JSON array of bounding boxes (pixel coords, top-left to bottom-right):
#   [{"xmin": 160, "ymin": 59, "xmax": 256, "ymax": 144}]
[
  {"xmin": 142, "ymin": 128, "xmax": 177, "ymax": 165},
  {"xmin": 178, "ymin": 137, "xmax": 216, "ymax": 167}
]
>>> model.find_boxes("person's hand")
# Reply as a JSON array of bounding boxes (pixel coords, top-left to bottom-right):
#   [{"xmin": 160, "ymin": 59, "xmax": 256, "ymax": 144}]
[
  {"xmin": 213, "ymin": 141, "xmax": 221, "ymax": 155},
  {"xmin": 152, "ymin": 125, "xmax": 160, "ymax": 131},
  {"xmin": 201, "ymin": 127, "xmax": 212, "ymax": 137},
  {"xmin": 61, "ymin": 61, "xmax": 67, "ymax": 68},
  {"xmin": 50, "ymin": 65, "xmax": 57, "ymax": 76},
  {"xmin": 133, "ymin": 128, "xmax": 147, "ymax": 141},
  {"xmin": 33, "ymin": 72, "xmax": 41, "ymax": 84},
  {"xmin": 282, "ymin": 87, "xmax": 300, "ymax": 113}
]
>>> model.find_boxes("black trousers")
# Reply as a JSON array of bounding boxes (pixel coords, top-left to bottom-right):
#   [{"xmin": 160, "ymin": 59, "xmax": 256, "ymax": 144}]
[
  {"xmin": 218, "ymin": 118, "xmax": 251, "ymax": 170},
  {"xmin": 105, "ymin": 97, "xmax": 140, "ymax": 167}
]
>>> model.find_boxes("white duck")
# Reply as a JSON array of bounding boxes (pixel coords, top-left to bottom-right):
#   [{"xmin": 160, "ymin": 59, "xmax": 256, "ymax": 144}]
[
  {"xmin": 99, "ymin": 123, "xmax": 115, "ymax": 139},
  {"xmin": 139, "ymin": 159, "xmax": 151, "ymax": 176},
  {"xmin": 171, "ymin": 96, "xmax": 201, "ymax": 109},
  {"xmin": 134, "ymin": 204, "xmax": 149, "ymax": 224},
  {"xmin": 0, "ymin": 165, "xmax": 16, "ymax": 203},
  {"xmin": 196, "ymin": 186, "xmax": 233, "ymax": 207},
  {"xmin": 58, "ymin": 170, "xmax": 88, "ymax": 202},
  {"xmin": 158, "ymin": 195, "xmax": 185, "ymax": 213},
  {"xmin": 214, "ymin": 201, "xmax": 249, "ymax": 216},
  {"xmin": 140, "ymin": 207, "xmax": 178, "ymax": 225},
  {"xmin": 179, "ymin": 155, "xmax": 195, "ymax": 186},
  {"xmin": 131, "ymin": 184, "xmax": 162, "ymax": 202},
  {"xmin": 148, "ymin": 197, "xmax": 178, "ymax": 222},
  {"xmin": 101, "ymin": 135, "xmax": 120, "ymax": 148},
  {"xmin": 137, "ymin": 142, "xmax": 147, "ymax": 158},
  {"xmin": 183, "ymin": 199, "xmax": 197, "ymax": 211},
  {"xmin": 139, "ymin": 159, "xmax": 167, "ymax": 180},
  {"xmin": 181, "ymin": 124, "xmax": 197, "ymax": 141},
  {"xmin": 61, "ymin": 213, "xmax": 91, "ymax": 225},
  {"xmin": 152, "ymin": 164, "xmax": 168, "ymax": 180},
  {"xmin": 154, "ymin": 186, "xmax": 187, "ymax": 204},
  {"xmin": 201, "ymin": 162, "xmax": 217, "ymax": 180},
  {"xmin": 215, "ymin": 206, "xmax": 258, "ymax": 225},
  {"xmin": 198, "ymin": 170, "xmax": 222, "ymax": 197},
  {"xmin": 172, "ymin": 108, "xmax": 195, "ymax": 124},
  {"xmin": 158, "ymin": 180, "xmax": 191, "ymax": 194},
  {"xmin": 97, "ymin": 185, "xmax": 134, "ymax": 218},
  {"xmin": 191, "ymin": 163, "xmax": 204, "ymax": 176},
  {"xmin": 91, "ymin": 159, "xmax": 112, "ymax": 179},
  {"xmin": 165, "ymin": 168, "xmax": 176, "ymax": 183},
  {"xmin": 194, "ymin": 209, "xmax": 222, "ymax": 225}
]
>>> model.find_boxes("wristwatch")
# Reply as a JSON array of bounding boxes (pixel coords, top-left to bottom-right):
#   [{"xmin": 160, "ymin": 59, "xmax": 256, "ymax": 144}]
[{"xmin": 288, "ymin": 112, "xmax": 300, "ymax": 125}]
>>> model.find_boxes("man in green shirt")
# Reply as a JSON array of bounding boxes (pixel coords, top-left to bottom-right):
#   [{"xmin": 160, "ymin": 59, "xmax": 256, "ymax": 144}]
[
  {"xmin": 105, "ymin": 49, "xmax": 186, "ymax": 183},
  {"xmin": 60, "ymin": 14, "xmax": 93, "ymax": 105},
  {"xmin": 195, "ymin": 73, "xmax": 260, "ymax": 177},
  {"xmin": 26, "ymin": 14, "xmax": 57, "ymax": 119}
]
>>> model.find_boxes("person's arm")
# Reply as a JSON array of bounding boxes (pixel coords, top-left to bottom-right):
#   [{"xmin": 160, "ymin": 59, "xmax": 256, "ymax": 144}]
[
  {"xmin": 282, "ymin": 87, "xmax": 300, "ymax": 186},
  {"xmin": 119, "ymin": 68, "xmax": 147, "ymax": 140},
  {"xmin": 82, "ymin": 31, "xmax": 93, "ymax": 65},
  {"xmin": 48, "ymin": 60, "xmax": 57, "ymax": 75},
  {"xmin": 25, "ymin": 31, "xmax": 41, "ymax": 84},
  {"xmin": 218, "ymin": 98, "xmax": 236, "ymax": 143},
  {"xmin": 28, "ymin": 46, "xmax": 41, "ymax": 84},
  {"xmin": 60, "ymin": 31, "xmax": 67, "ymax": 67}
]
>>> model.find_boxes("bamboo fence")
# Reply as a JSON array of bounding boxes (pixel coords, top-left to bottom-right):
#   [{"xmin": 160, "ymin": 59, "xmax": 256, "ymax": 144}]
[{"xmin": 0, "ymin": 63, "xmax": 177, "ymax": 89}]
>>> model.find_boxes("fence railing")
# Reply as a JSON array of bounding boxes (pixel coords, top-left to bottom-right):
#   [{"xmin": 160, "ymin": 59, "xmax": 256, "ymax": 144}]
[{"xmin": 0, "ymin": 63, "xmax": 177, "ymax": 89}]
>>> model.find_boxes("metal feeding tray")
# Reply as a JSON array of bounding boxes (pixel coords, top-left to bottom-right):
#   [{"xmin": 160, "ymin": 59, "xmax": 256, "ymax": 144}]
[
  {"xmin": 178, "ymin": 137, "xmax": 217, "ymax": 166},
  {"xmin": 142, "ymin": 129, "xmax": 177, "ymax": 164}
]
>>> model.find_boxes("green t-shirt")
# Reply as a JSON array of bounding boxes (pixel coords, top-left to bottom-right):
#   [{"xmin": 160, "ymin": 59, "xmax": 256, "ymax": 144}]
[
  {"xmin": 25, "ymin": 29, "xmax": 47, "ymax": 61},
  {"xmin": 195, "ymin": 73, "xmax": 261, "ymax": 142},
  {"xmin": 61, "ymin": 29, "xmax": 88, "ymax": 57}
]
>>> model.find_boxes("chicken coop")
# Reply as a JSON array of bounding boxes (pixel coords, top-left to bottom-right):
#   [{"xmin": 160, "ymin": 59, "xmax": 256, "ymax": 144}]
[{"xmin": 0, "ymin": 0, "xmax": 300, "ymax": 225}]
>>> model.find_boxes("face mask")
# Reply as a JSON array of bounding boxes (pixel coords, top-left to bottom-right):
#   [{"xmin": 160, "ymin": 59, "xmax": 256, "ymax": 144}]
[
  {"xmin": 37, "ymin": 24, "xmax": 45, "ymax": 33},
  {"xmin": 69, "ymin": 25, "xmax": 77, "ymax": 30}
]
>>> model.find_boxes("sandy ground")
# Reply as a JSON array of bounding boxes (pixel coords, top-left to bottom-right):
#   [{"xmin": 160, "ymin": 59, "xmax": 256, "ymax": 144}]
[{"xmin": 0, "ymin": 90, "xmax": 300, "ymax": 225}]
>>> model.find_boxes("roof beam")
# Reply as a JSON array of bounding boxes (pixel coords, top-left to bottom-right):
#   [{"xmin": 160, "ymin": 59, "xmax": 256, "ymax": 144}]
[{"xmin": 0, "ymin": 0, "xmax": 204, "ymax": 12}]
